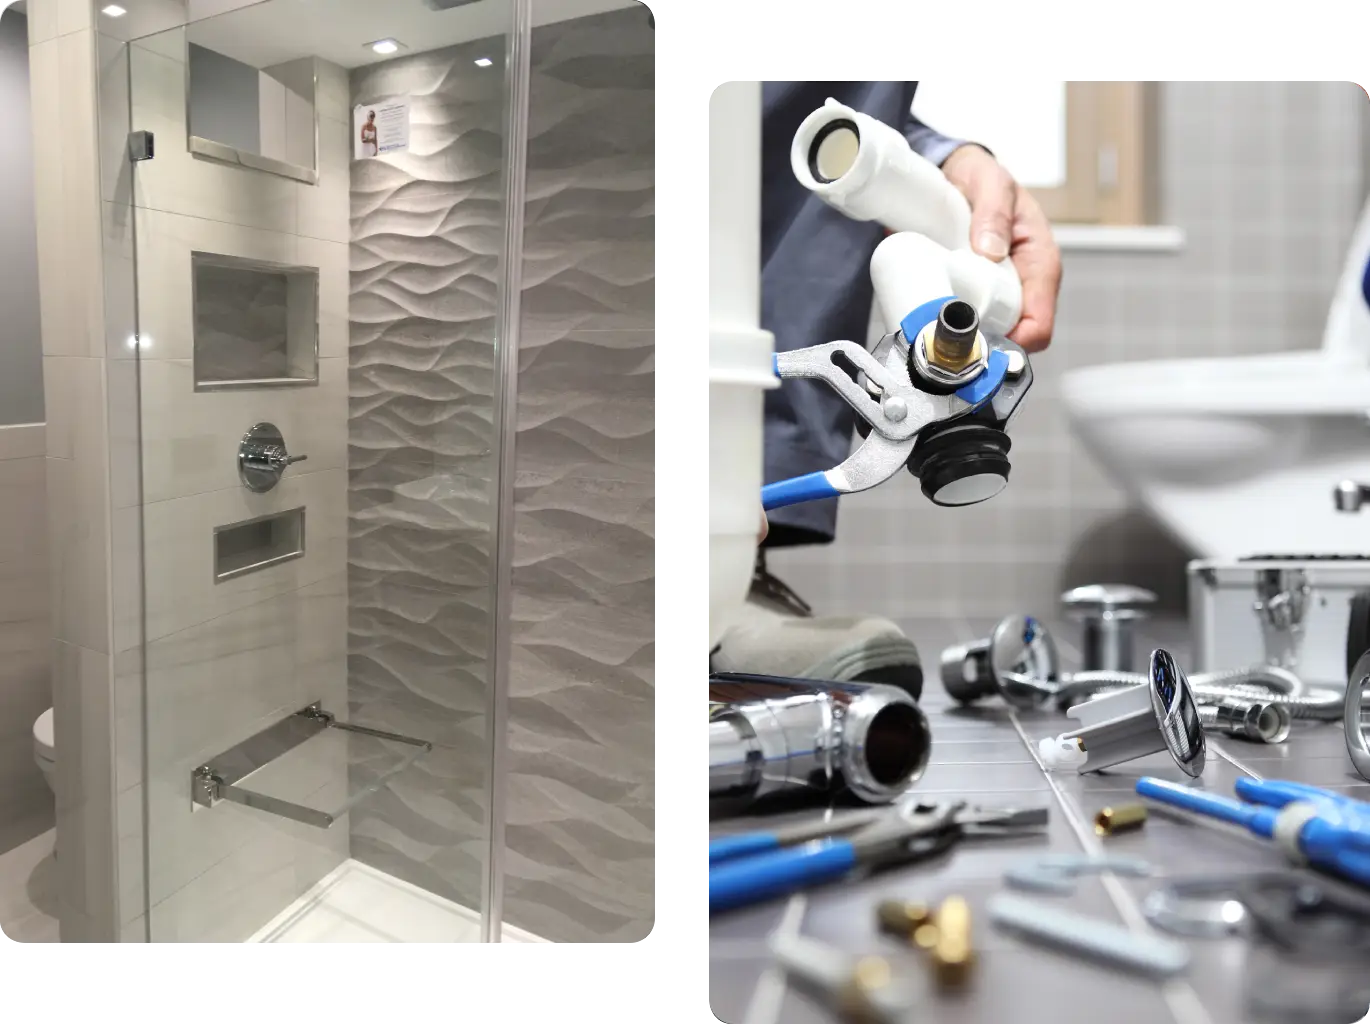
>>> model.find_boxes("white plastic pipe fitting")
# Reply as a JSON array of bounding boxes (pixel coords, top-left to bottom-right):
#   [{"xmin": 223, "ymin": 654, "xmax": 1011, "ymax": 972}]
[{"xmin": 791, "ymin": 98, "xmax": 1022, "ymax": 337}]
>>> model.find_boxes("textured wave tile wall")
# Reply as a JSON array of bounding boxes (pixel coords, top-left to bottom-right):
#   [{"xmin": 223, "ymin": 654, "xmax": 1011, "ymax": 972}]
[
  {"xmin": 347, "ymin": 41, "xmax": 505, "ymax": 914},
  {"xmin": 504, "ymin": 7, "xmax": 654, "ymax": 943}
]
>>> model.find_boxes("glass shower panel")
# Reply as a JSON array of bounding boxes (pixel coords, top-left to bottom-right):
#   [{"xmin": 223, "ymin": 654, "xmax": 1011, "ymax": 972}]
[{"xmin": 125, "ymin": 0, "xmax": 527, "ymax": 943}]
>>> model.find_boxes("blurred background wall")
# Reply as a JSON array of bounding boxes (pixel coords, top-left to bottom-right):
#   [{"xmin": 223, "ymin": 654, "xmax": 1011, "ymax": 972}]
[{"xmin": 771, "ymin": 81, "xmax": 1369, "ymax": 620}]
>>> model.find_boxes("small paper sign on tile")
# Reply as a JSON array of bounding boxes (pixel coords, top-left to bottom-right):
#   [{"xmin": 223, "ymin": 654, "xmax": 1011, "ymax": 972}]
[{"xmin": 354, "ymin": 99, "xmax": 410, "ymax": 159}]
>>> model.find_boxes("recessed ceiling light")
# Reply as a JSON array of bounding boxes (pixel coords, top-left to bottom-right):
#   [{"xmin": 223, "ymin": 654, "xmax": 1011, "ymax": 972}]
[
  {"xmin": 101, "ymin": 4, "xmax": 127, "ymax": 15},
  {"xmin": 474, "ymin": 57, "xmax": 493, "ymax": 67},
  {"xmin": 367, "ymin": 38, "xmax": 404, "ymax": 55}
]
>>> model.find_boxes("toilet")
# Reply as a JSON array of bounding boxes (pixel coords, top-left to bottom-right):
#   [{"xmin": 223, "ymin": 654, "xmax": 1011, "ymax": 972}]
[
  {"xmin": 33, "ymin": 707, "xmax": 55, "ymax": 794},
  {"xmin": 1062, "ymin": 198, "xmax": 1370, "ymax": 559}
]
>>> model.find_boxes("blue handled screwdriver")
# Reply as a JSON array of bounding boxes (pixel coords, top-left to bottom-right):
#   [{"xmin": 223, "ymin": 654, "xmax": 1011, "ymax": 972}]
[{"xmin": 1135, "ymin": 776, "xmax": 1370, "ymax": 889}]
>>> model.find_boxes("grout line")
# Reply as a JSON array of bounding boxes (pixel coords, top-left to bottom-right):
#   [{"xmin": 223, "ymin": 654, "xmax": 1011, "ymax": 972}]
[
  {"xmin": 747, "ymin": 799, "xmax": 841, "ymax": 1024},
  {"xmin": 1007, "ymin": 710, "xmax": 1214, "ymax": 1024},
  {"xmin": 1210, "ymin": 740, "xmax": 1263, "ymax": 782}
]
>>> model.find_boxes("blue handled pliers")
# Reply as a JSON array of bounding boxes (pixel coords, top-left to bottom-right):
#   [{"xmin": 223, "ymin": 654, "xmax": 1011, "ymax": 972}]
[
  {"xmin": 761, "ymin": 297, "xmax": 1022, "ymax": 511},
  {"xmin": 709, "ymin": 800, "xmax": 1049, "ymax": 914}
]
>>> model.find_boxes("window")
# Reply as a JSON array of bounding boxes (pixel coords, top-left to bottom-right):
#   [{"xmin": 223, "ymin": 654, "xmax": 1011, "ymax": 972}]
[{"xmin": 914, "ymin": 81, "xmax": 1157, "ymax": 226}]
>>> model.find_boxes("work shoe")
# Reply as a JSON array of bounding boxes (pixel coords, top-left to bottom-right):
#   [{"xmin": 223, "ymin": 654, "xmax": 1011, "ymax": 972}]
[{"xmin": 710, "ymin": 551, "xmax": 924, "ymax": 699}]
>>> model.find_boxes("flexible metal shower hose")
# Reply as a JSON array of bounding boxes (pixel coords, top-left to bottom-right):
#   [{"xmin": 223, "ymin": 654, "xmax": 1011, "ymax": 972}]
[{"xmin": 1057, "ymin": 666, "xmax": 1344, "ymax": 721}]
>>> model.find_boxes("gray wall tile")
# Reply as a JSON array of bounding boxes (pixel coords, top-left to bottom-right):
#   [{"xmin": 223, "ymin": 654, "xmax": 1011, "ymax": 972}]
[{"xmin": 504, "ymin": 7, "xmax": 654, "ymax": 944}]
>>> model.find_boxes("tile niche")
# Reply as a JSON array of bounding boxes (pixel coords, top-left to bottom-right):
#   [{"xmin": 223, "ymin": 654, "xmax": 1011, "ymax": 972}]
[{"xmin": 191, "ymin": 251, "xmax": 319, "ymax": 389}]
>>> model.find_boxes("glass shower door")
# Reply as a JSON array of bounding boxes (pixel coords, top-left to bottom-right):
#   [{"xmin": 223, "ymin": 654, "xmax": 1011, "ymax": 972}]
[{"xmin": 121, "ymin": 0, "xmax": 528, "ymax": 943}]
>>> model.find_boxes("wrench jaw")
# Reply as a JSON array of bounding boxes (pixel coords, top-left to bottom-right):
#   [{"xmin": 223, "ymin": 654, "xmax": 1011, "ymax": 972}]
[{"xmin": 765, "ymin": 323, "xmax": 1033, "ymax": 509}]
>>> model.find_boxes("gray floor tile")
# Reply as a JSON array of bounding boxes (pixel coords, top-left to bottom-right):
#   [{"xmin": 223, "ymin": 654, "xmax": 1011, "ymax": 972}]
[{"xmin": 711, "ymin": 615, "xmax": 1368, "ymax": 1024}]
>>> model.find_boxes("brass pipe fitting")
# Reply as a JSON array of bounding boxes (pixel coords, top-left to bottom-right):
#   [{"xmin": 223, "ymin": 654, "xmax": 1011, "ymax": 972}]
[
  {"xmin": 929, "ymin": 300, "xmax": 982, "ymax": 371},
  {"xmin": 929, "ymin": 895, "xmax": 974, "ymax": 990},
  {"xmin": 1094, "ymin": 803, "xmax": 1148, "ymax": 837}
]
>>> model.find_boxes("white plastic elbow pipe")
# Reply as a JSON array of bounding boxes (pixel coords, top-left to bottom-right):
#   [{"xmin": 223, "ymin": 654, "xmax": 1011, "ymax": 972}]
[{"xmin": 791, "ymin": 98, "xmax": 1023, "ymax": 337}]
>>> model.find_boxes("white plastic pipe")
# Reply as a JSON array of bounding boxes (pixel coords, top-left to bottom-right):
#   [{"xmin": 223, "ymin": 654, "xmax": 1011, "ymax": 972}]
[
  {"xmin": 710, "ymin": 83, "xmax": 776, "ymax": 644},
  {"xmin": 792, "ymin": 98, "xmax": 1022, "ymax": 337}
]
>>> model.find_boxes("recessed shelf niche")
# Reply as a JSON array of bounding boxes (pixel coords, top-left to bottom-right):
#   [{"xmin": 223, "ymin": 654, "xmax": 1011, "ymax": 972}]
[
  {"xmin": 214, "ymin": 507, "xmax": 306, "ymax": 582},
  {"xmin": 192, "ymin": 252, "xmax": 319, "ymax": 390}
]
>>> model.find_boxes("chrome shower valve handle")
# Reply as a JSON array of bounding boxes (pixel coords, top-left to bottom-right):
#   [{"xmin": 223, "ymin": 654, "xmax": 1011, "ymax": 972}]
[
  {"xmin": 762, "ymin": 296, "xmax": 1028, "ymax": 510},
  {"xmin": 238, "ymin": 422, "xmax": 308, "ymax": 493}
]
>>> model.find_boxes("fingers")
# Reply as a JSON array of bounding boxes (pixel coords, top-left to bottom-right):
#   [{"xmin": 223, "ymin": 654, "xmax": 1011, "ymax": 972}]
[
  {"xmin": 1006, "ymin": 190, "xmax": 1062, "ymax": 353},
  {"xmin": 758, "ymin": 509, "xmax": 769, "ymax": 543},
  {"xmin": 942, "ymin": 145, "xmax": 1016, "ymax": 262}
]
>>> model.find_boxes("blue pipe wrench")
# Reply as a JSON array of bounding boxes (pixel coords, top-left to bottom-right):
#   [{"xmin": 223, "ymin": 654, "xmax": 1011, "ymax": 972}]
[{"xmin": 761, "ymin": 297, "xmax": 1029, "ymax": 511}]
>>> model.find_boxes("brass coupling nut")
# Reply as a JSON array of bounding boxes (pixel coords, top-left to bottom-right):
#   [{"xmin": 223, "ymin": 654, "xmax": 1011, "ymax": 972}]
[{"xmin": 913, "ymin": 320, "xmax": 986, "ymax": 385}]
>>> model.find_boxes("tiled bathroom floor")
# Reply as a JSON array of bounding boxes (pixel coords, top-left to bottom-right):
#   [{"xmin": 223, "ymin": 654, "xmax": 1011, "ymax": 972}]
[
  {"xmin": 711, "ymin": 615, "xmax": 1370, "ymax": 1024},
  {"xmin": 0, "ymin": 828, "xmax": 59, "ymax": 943},
  {"xmin": 249, "ymin": 858, "xmax": 545, "ymax": 943}
]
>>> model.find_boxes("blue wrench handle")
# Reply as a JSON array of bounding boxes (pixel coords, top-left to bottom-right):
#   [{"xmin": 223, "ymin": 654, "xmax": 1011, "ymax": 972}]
[
  {"xmin": 709, "ymin": 841, "xmax": 858, "ymax": 913},
  {"xmin": 709, "ymin": 832, "xmax": 781, "ymax": 865}
]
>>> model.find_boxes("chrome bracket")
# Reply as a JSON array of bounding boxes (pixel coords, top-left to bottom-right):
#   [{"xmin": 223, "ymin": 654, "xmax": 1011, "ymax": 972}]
[{"xmin": 191, "ymin": 701, "xmax": 432, "ymax": 829}]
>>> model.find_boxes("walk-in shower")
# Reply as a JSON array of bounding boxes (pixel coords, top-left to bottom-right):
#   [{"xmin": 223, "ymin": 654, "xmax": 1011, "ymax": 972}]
[{"xmin": 22, "ymin": 0, "xmax": 653, "ymax": 943}]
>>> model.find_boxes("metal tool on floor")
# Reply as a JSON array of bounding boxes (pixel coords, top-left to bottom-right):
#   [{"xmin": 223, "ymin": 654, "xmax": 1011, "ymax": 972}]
[
  {"xmin": 1038, "ymin": 649, "xmax": 1207, "ymax": 777},
  {"xmin": 1198, "ymin": 696, "xmax": 1292, "ymax": 744},
  {"xmin": 876, "ymin": 895, "xmax": 975, "ymax": 990},
  {"xmin": 770, "ymin": 931, "xmax": 916, "ymax": 1024},
  {"xmin": 938, "ymin": 617, "xmax": 1317, "ymax": 732},
  {"xmin": 709, "ymin": 800, "xmax": 1049, "ymax": 913},
  {"xmin": 1135, "ymin": 776, "xmax": 1370, "ymax": 889},
  {"xmin": 987, "ymin": 893, "xmax": 1191, "ymax": 978},
  {"xmin": 1060, "ymin": 584, "xmax": 1156, "ymax": 672},
  {"xmin": 939, "ymin": 614, "xmax": 1060, "ymax": 709},
  {"xmin": 1142, "ymin": 876, "xmax": 1252, "ymax": 938},
  {"xmin": 1143, "ymin": 871, "xmax": 1370, "ymax": 952},
  {"xmin": 709, "ymin": 672, "xmax": 932, "ymax": 806},
  {"xmin": 1346, "ymin": 650, "xmax": 1370, "ymax": 782},
  {"xmin": 1003, "ymin": 854, "xmax": 1151, "ymax": 895}
]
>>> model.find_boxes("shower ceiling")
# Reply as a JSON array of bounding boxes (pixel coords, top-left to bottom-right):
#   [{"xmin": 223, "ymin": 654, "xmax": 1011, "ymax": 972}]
[{"xmin": 185, "ymin": 0, "xmax": 638, "ymax": 67}]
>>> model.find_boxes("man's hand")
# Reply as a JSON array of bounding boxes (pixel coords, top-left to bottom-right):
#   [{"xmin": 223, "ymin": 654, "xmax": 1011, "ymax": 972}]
[{"xmin": 940, "ymin": 144, "xmax": 1062, "ymax": 353}]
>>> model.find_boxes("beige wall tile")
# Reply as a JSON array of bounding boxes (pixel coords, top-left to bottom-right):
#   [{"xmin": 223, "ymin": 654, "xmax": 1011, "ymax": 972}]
[
  {"xmin": 117, "ymin": 783, "xmax": 143, "ymax": 925},
  {"xmin": 141, "ymin": 467, "xmax": 346, "ymax": 642},
  {"xmin": 102, "ymin": 200, "xmax": 138, "ymax": 360},
  {"xmin": 97, "ymin": 31, "xmax": 129, "ymax": 205},
  {"xmin": 296, "ymin": 114, "xmax": 349, "ymax": 244},
  {"xmin": 51, "ymin": 640, "xmax": 117, "ymax": 940},
  {"xmin": 0, "ymin": 424, "xmax": 45, "ymax": 461},
  {"xmin": 25, "ymin": 0, "xmax": 58, "ymax": 46},
  {"xmin": 133, "ymin": 205, "xmax": 299, "ymax": 363},
  {"xmin": 0, "ymin": 457, "xmax": 47, "ymax": 567},
  {"xmin": 45, "ymin": 455, "xmax": 111, "ymax": 653},
  {"xmin": 136, "ymin": 356, "xmax": 347, "ymax": 505},
  {"xmin": 296, "ymin": 235, "xmax": 349, "ymax": 360},
  {"xmin": 41, "ymin": 354, "xmax": 104, "ymax": 464},
  {"xmin": 32, "ymin": 32, "xmax": 106, "ymax": 359},
  {"xmin": 55, "ymin": 0, "xmax": 92, "ymax": 36}
]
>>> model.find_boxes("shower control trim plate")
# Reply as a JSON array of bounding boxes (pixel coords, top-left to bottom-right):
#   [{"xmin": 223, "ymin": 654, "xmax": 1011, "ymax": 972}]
[
  {"xmin": 238, "ymin": 422, "xmax": 308, "ymax": 492},
  {"xmin": 191, "ymin": 702, "xmax": 432, "ymax": 829}
]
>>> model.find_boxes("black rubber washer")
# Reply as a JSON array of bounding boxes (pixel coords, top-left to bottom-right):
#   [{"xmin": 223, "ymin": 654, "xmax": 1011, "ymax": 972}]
[
  {"xmin": 906, "ymin": 423, "xmax": 1012, "ymax": 507},
  {"xmin": 807, "ymin": 119, "xmax": 859, "ymax": 183},
  {"xmin": 1346, "ymin": 589, "xmax": 1370, "ymax": 678}
]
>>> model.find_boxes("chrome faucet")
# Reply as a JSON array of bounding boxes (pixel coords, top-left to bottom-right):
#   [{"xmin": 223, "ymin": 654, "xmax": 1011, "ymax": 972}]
[
  {"xmin": 238, "ymin": 422, "xmax": 307, "ymax": 492},
  {"xmin": 1335, "ymin": 480, "xmax": 1370, "ymax": 512}
]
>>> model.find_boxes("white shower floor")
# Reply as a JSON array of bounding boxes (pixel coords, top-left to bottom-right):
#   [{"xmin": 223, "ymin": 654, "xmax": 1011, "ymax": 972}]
[{"xmin": 248, "ymin": 858, "xmax": 544, "ymax": 943}]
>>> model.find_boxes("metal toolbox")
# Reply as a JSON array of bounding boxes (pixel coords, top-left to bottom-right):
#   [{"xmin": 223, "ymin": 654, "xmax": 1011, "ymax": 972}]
[{"xmin": 1188, "ymin": 555, "xmax": 1370, "ymax": 688}]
